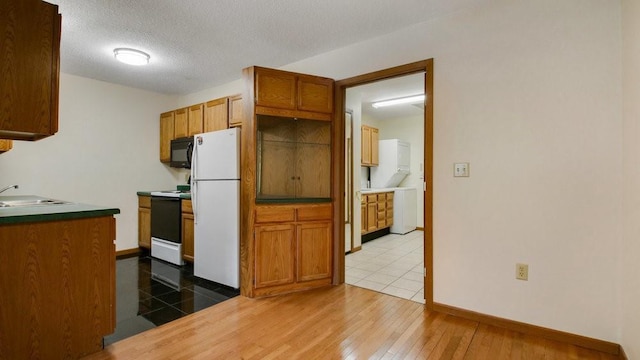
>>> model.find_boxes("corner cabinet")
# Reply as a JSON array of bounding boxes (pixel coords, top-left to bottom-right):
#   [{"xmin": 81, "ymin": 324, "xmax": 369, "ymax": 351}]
[
  {"xmin": 0, "ymin": 0, "xmax": 61, "ymax": 140},
  {"xmin": 241, "ymin": 66, "xmax": 335, "ymax": 298}
]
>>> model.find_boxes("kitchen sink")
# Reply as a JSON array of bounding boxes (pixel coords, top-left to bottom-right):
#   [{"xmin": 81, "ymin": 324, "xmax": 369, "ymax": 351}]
[{"xmin": 0, "ymin": 199, "xmax": 71, "ymax": 208}]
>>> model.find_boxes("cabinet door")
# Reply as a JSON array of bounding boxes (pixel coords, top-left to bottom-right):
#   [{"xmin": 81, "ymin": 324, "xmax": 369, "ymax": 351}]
[
  {"xmin": 0, "ymin": 0, "xmax": 61, "ymax": 140},
  {"xmin": 174, "ymin": 108, "xmax": 188, "ymax": 138},
  {"xmin": 361, "ymin": 201, "xmax": 367, "ymax": 233},
  {"xmin": 366, "ymin": 195, "xmax": 378, "ymax": 233},
  {"xmin": 182, "ymin": 212, "xmax": 194, "ymax": 262},
  {"xmin": 386, "ymin": 193, "xmax": 394, "ymax": 226},
  {"xmin": 138, "ymin": 207, "xmax": 151, "ymax": 249},
  {"xmin": 254, "ymin": 224, "xmax": 295, "ymax": 288},
  {"xmin": 297, "ymin": 75, "xmax": 333, "ymax": 113},
  {"xmin": 361, "ymin": 126, "xmax": 371, "ymax": 165},
  {"xmin": 159, "ymin": 111, "xmax": 175, "ymax": 163},
  {"xmin": 296, "ymin": 222, "xmax": 332, "ymax": 282},
  {"xmin": 295, "ymin": 143, "xmax": 331, "ymax": 198},
  {"xmin": 0, "ymin": 140, "xmax": 13, "ymax": 153},
  {"xmin": 204, "ymin": 98, "xmax": 228, "ymax": 133},
  {"xmin": 255, "ymin": 69, "xmax": 296, "ymax": 110},
  {"xmin": 188, "ymin": 104, "xmax": 204, "ymax": 136},
  {"xmin": 228, "ymin": 94, "xmax": 244, "ymax": 128},
  {"xmin": 258, "ymin": 140, "xmax": 296, "ymax": 198},
  {"xmin": 371, "ymin": 127, "xmax": 379, "ymax": 166}
]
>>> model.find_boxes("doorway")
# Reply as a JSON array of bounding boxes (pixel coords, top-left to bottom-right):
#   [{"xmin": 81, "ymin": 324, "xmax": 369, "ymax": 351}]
[{"xmin": 333, "ymin": 59, "xmax": 434, "ymax": 308}]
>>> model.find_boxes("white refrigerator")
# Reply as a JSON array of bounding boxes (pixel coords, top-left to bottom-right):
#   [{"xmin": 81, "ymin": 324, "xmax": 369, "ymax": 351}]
[{"xmin": 190, "ymin": 127, "xmax": 240, "ymax": 288}]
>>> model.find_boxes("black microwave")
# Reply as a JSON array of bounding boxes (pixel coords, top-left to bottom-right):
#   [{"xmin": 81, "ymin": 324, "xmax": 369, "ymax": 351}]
[{"xmin": 170, "ymin": 137, "xmax": 193, "ymax": 169}]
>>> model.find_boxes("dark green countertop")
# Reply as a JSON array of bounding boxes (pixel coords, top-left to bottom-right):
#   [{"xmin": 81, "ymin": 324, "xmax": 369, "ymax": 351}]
[
  {"xmin": 0, "ymin": 195, "xmax": 120, "ymax": 225},
  {"xmin": 137, "ymin": 191, "xmax": 191, "ymax": 199}
]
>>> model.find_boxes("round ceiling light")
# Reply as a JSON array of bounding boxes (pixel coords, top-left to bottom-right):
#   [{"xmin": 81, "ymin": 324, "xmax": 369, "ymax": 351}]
[{"xmin": 113, "ymin": 48, "xmax": 150, "ymax": 66}]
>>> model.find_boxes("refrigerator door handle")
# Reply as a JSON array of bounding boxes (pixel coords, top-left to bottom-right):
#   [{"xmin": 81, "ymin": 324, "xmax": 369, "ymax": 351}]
[{"xmin": 191, "ymin": 138, "xmax": 198, "ymax": 224}]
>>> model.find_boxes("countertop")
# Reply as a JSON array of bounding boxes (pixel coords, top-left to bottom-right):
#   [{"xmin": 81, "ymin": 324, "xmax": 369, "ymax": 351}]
[
  {"xmin": 360, "ymin": 187, "xmax": 408, "ymax": 194},
  {"xmin": 137, "ymin": 190, "xmax": 191, "ymax": 199},
  {"xmin": 0, "ymin": 195, "xmax": 120, "ymax": 225}
]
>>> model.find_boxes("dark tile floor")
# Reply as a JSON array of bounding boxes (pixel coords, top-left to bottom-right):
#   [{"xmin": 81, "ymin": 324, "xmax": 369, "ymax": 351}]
[{"xmin": 104, "ymin": 254, "xmax": 239, "ymax": 345}]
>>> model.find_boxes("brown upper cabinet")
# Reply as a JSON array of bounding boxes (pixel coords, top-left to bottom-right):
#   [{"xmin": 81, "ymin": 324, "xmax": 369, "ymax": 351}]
[
  {"xmin": 0, "ymin": 0, "xmax": 61, "ymax": 141},
  {"xmin": 0, "ymin": 140, "xmax": 13, "ymax": 153},
  {"xmin": 159, "ymin": 111, "xmax": 175, "ymax": 163},
  {"xmin": 361, "ymin": 125, "xmax": 379, "ymax": 166},
  {"xmin": 255, "ymin": 67, "xmax": 333, "ymax": 116},
  {"xmin": 228, "ymin": 94, "xmax": 244, "ymax": 128},
  {"xmin": 160, "ymin": 95, "xmax": 239, "ymax": 163},
  {"xmin": 204, "ymin": 98, "xmax": 229, "ymax": 132},
  {"xmin": 174, "ymin": 108, "xmax": 189, "ymax": 139},
  {"xmin": 187, "ymin": 104, "xmax": 204, "ymax": 137}
]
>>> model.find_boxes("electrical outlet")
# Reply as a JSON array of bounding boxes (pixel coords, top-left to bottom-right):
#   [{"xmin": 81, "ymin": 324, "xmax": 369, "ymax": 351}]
[
  {"xmin": 454, "ymin": 163, "xmax": 469, "ymax": 177},
  {"xmin": 516, "ymin": 263, "xmax": 528, "ymax": 281}
]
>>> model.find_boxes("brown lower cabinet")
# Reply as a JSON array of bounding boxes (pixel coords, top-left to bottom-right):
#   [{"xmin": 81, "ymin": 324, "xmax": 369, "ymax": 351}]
[
  {"xmin": 0, "ymin": 215, "xmax": 116, "ymax": 358},
  {"xmin": 138, "ymin": 195, "xmax": 151, "ymax": 249},
  {"xmin": 361, "ymin": 191, "xmax": 394, "ymax": 235},
  {"xmin": 182, "ymin": 199, "xmax": 194, "ymax": 262},
  {"xmin": 253, "ymin": 203, "xmax": 332, "ymax": 297}
]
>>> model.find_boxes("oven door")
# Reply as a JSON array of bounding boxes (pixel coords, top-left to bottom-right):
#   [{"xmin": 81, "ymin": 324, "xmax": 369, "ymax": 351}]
[{"xmin": 150, "ymin": 196, "xmax": 181, "ymax": 243}]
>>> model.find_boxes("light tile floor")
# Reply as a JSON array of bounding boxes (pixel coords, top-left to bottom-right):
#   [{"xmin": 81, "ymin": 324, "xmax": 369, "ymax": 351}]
[{"xmin": 345, "ymin": 230, "xmax": 425, "ymax": 304}]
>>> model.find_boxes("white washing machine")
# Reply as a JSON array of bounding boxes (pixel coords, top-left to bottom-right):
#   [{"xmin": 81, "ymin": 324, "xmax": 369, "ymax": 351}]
[{"xmin": 390, "ymin": 187, "xmax": 417, "ymax": 234}]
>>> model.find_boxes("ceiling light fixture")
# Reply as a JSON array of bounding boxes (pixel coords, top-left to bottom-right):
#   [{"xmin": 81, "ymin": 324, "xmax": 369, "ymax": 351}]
[
  {"xmin": 113, "ymin": 48, "xmax": 150, "ymax": 66},
  {"xmin": 372, "ymin": 94, "xmax": 425, "ymax": 108}
]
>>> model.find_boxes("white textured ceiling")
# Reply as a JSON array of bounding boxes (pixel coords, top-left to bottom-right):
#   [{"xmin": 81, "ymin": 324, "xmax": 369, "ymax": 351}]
[{"xmin": 47, "ymin": 0, "xmax": 483, "ymax": 96}]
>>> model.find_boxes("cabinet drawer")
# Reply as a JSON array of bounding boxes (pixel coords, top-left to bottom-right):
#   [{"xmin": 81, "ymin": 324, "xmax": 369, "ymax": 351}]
[
  {"xmin": 386, "ymin": 209, "xmax": 393, "ymax": 220},
  {"xmin": 366, "ymin": 194, "xmax": 377, "ymax": 203},
  {"xmin": 377, "ymin": 211, "xmax": 385, "ymax": 221},
  {"xmin": 255, "ymin": 206, "xmax": 296, "ymax": 223},
  {"xmin": 386, "ymin": 192, "xmax": 394, "ymax": 201},
  {"xmin": 297, "ymin": 204, "xmax": 332, "ymax": 221},
  {"xmin": 138, "ymin": 196, "xmax": 151, "ymax": 208},
  {"xmin": 182, "ymin": 199, "xmax": 193, "ymax": 214},
  {"xmin": 377, "ymin": 193, "xmax": 387, "ymax": 202},
  {"xmin": 377, "ymin": 220, "xmax": 387, "ymax": 228}
]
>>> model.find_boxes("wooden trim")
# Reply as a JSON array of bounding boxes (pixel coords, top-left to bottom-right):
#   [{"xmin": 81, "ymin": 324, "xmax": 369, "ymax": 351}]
[
  {"xmin": 433, "ymin": 302, "xmax": 621, "ymax": 355},
  {"xmin": 415, "ymin": 226, "xmax": 425, "ymax": 231},
  {"xmin": 255, "ymin": 106, "xmax": 332, "ymax": 122},
  {"xmin": 334, "ymin": 59, "xmax": 434, "ymax": 308},
  {"xmin": 115, "ymin": 248, "xmax": 140, "ymax": 259},
  {"xmin": 240, "ymin": 67, "xmax": 257, "ymax": 298},
  {"xmin": 349, "ymin": 245, "xmax": 362, "ymax": 253}
]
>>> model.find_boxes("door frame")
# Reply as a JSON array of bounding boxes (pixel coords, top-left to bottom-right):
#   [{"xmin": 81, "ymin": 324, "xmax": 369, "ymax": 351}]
[{"xmin": 332, "ymin": 59, "xmax": 434, "ymax": 309}]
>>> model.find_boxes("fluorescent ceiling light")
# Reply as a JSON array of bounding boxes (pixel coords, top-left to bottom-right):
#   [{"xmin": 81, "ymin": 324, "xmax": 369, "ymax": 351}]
[
  {"xmin": 113, "ymin": 48, "xmax": 150, "ymax": 66},
  {"xmin": 372, "ymin": 94, "xmax": 425, "ymax": 108}
]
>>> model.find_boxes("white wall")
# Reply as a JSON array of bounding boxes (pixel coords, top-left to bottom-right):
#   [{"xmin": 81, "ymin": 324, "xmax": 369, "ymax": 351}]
[
  {"xmin": 0, "ymin": 73, "xmax": 181, "ymax": 251},
  {"xmin": 621, "ymin": 0, "xmax": 640, "ymax": 357},
  {"xmin": 280, "ymin": 0, "xmax": 624, "ymax": 342}
]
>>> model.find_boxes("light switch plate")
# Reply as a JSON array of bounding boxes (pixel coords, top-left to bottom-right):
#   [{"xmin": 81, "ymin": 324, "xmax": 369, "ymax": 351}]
[{"xmin": 454, "ymin": 163, "xmax": 469, "ymax": 177}]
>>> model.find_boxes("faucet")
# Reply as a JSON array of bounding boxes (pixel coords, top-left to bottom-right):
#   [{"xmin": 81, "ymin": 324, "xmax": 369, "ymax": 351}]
[{"xmin": 0, "ymin": 184, "xmax": 18, "ymax": 194}]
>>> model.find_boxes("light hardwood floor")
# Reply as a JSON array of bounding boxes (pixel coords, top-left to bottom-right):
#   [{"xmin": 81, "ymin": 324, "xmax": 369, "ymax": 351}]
[{"xmin": 83, "ymin": 285, "xmax": 619, "ymax": 359}]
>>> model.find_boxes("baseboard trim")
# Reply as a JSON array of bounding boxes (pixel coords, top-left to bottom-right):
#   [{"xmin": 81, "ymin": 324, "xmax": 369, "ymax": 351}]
[
  {"xmin": 416, "ymin": 226, "xmax": 425, "ymax": 231},
  {"xmin": 115, "ymin": 247, "xmax": 141, "ymax": 259},
  {"xmin": 432, "ymin": 302, "xmax": 620, "ymax": 355}
]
